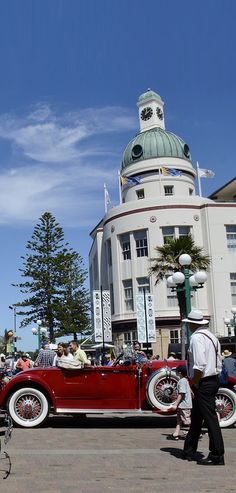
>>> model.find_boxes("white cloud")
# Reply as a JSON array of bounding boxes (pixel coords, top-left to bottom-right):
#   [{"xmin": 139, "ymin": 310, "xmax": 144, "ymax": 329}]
[
  {"xmin": 0, "ymin": 104, "xmax": 136, "ymax": 163},
  {"xmin": 0, "ymin": 103, "xmax": 136, "ymax": 226}
]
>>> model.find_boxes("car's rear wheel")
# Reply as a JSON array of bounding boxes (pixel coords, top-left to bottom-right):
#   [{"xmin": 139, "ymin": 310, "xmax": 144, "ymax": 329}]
[
  {"xmin": 146, "ymin": 369, "xmax": 179, "ymax": 410},
  {"xmin": 216, "ymin": 387, "xmax": 236, "ymax": 428},
  {"xmin": 7, "ymin": 387, "xmax": 49, "ymax": 428}
]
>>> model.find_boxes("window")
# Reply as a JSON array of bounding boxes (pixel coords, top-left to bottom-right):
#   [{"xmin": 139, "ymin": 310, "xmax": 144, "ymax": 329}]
[
  {"xmin": 134, "ymin": 230, "xmax": 148, "ymax": 257},
  {"xmin": 164, "ymin": 185, "xmax": 174, "ymax": 196},
  {"xmin": 110, "ymin": 283, "xmax": 114, "ymax": 315},
  {"xmin": 162, "ymin": 227, "xmax": 174, "ymax": 244},
  {"xmin": 179, "ymin": 226, "xmax": 191, "ymax": 238},
  {"xmin": 230, "ymin": 273, "xmax": 236, "ymax": 306},
  {"xmin": 120, "ymin": 233, "xmax": 131, "ymax": 260},
  {"xmin": 167, "ymin": 285, "xmax": 178, "ymax": 307},
  {"xmin": 106, "ymin": 239, "xmax": 112, "ymax": 266},
  {"xmin": 226, "ymin": 225, "xmax": 236, "ymax": 251},
  {"xmin": 136, "ymin": 189, "xmax": 145, "ymax": 199},
  {"xmin": 137, "ymin": 277, "xmax": 150, "ymax": 294},
  {"xmin": 170, "ymin": 329, "xmax": 181, "ymax": 344},
  {"xmin": 124, "ymin": 331, "xmax": 138, "ymax": 344},
  {"xmin": 93, "ymin": 254, "xmax": 98, "ymax": 286},
  {"xmin": 123, "ymin": 279, "xmax": 134, "ymax": 311},
  {"xmin": 162, "ymin": 226, "xmax": 191, "ymax": 244},
  {"xmin": 189, "ymin": 188, "xmax": 193, "ymax": 196}
]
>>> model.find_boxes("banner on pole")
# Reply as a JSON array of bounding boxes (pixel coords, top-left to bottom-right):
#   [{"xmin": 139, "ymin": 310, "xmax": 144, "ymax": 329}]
[
  {"xmin": 136, "ymin": 293, "xmax": 156, "ymax": 343},
  {"xmin": 102, "ymin": 290, "xmax": 112, "ymax": 342},
  {"xmin": 93, "ymin": 291, "xmax": 103, "ymax": 342},
  {"xmin": 93, "ymin": 290, "xmax": 112, "ymax": 343},
  {"xmin": 136, "ymin": 294, "xmax": 146, "ymax": 343},
  {"xmin": 145, "ymin": 294, "xmax": 156, "ymax": 342}
]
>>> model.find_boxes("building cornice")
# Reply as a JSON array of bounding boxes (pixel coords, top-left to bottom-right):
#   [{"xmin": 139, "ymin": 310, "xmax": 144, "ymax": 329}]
[{"xmin": 104, "ymin": 202, "xmax": 236, "ymax": 226}]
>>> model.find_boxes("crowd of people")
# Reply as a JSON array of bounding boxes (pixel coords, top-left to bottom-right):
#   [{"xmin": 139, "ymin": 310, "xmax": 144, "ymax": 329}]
[
  {"xmin": 1, "ymin": 315, "xmax": 236, "ymax": 466},
  {"xmin": 0, "ymin": 340, "xmax": 92, "ymax": 375},
  {"xmin": 0, "ymin": 339, "xmax": 181, "ymax": 375}
]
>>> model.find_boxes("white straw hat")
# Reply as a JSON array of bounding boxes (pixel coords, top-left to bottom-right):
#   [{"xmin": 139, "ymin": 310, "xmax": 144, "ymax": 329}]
[
  {"xmin": 182, "ymin": 309, "xmax": 209, "ymax": 325},
  {"xmin": 222, "ymin": 349, "xmax": 232, "ymax": 357}
]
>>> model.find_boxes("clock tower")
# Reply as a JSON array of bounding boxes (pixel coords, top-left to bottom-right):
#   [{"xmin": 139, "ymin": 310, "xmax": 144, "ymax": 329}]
[{"xmin": 137, "ymin": 89, "xmax": 165, "ymax": 132}]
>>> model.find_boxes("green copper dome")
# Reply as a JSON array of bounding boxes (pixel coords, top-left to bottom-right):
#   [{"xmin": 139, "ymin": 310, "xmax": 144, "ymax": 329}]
[
  {"xmin": 121, "ymin": 127, "xmax": 191, "ymax": 170},
  {"xmin": 138, "ymin": 89, "xmax": 162, "ymax": 103}
]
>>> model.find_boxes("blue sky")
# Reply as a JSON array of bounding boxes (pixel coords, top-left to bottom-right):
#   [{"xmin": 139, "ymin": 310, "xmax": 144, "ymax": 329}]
[{"xmin": 0, "ymin": 0, "xmax": 235, "ymax": 350}]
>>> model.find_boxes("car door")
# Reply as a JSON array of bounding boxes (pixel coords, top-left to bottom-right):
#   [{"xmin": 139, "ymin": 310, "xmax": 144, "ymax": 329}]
[{"xmin": 54, "ymin": 365, "xmax": 139, "ymax": 410}]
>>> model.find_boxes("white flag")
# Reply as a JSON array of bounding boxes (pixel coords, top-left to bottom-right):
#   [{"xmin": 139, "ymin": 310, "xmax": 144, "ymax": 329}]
[
  {"xmin": 104, "ymin": 183, "xmax": 111, "ymax": 213},
  {"xmin": 198, "ymin": 168, "xmax": 215, "ymax": 178}
]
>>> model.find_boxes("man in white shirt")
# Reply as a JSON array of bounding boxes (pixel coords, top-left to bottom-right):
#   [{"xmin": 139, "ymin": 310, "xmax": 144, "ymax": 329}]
[{"xmin": 182, "ymin": 309, "xmax": 225, "ymax": 466}]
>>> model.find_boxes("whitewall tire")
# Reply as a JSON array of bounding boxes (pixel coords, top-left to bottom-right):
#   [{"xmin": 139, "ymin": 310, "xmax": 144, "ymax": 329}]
[
  {"xmin": 216, "ymin": 387, "xmax": 236, "ymax": 428},
  {"xmin": 7, "ymin": 387, "xmax": 49, "ymax": 428},
  {"xmin": 146, "ymin": 369, "xmax": 179, "ymax": 410}
]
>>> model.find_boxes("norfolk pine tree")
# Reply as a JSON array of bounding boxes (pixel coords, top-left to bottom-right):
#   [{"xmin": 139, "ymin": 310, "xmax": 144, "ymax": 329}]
[{"xmin": 13, "ymin": 212, "xmax": 90, "ymax": 341}]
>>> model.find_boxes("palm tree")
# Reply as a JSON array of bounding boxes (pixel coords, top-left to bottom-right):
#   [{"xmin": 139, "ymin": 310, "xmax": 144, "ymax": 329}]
[{"xmin": 150, "ymin": 235, "xmax": 211, "ymax": 318}]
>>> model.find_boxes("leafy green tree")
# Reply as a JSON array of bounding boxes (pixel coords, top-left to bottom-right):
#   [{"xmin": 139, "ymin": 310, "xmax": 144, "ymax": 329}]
[
  {"xmin": 13, "ymin": 212, "xmax": 90, "ymax": 341},
  {"xmin": 150, "ymin": 235, "xmax": 211, "ymax": 317},
  {"xmin": 54, "ymin": 261, "xmax": 91, "ymax": 340}
]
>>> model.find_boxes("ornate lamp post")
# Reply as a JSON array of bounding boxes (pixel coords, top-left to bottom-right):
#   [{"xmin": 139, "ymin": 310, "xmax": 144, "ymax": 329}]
[
  {"xmin": 32, "ymin": 320, "xmax": 47, "ymax": 350},
  {"xmin": 224, "ymin": 308, "xmax": 236, "ymax": 340},
  {"xmin": 167, "ymin": 253, "xmax": 207, "ymax": 358}
]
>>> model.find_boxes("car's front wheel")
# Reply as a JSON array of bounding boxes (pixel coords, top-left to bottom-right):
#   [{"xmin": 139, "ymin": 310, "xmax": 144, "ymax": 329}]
[
  {"xmin": 7, "ymin": 387, "xmax": 49, "ymax": 428},
  {"xmin": 216, "ymin": 387, "xmax": 236, "ymax": 428}
]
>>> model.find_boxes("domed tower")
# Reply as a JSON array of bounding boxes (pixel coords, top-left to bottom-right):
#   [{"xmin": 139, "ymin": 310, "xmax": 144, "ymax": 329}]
[
  {"xmin": 90, "ymin": 88, "xmax": 218, "ymax": 359},
  {"xmin": 121, "ymin": 89, "xmax": 196, "ymax": 203}
]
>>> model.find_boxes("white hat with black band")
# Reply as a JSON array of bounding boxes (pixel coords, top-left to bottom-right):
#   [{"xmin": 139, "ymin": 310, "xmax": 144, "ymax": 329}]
[{"xmin": 182, "ymin": 309, "xmax": 209, "ymax": 325}]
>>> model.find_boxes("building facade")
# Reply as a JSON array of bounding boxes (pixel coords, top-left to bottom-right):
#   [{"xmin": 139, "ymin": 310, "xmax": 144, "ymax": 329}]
[{"xmin": 89, "ymin": 89, "xmax": 236, "ymax": 357}]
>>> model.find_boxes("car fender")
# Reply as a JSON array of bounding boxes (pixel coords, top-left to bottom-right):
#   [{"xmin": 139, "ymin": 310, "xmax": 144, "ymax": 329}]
[{"xmin": 0, "ymin": 373, "xmax": 56, "ymax": 410}]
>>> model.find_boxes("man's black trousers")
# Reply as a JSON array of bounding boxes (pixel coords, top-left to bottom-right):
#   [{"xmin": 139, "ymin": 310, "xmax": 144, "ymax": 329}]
[{"xmin": 184, "ymin": 376, "xmax": 224, "ymax": 458}]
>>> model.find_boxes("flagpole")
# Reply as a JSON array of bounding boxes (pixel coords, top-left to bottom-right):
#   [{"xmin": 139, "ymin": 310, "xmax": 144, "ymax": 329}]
[
  {"xmin": 159, "ymin": 166, "xmax": 162, "ymax": 195},
  {"xmin": 104, "ymin": 183, "xmax": 108, "ymax": 213},
  {"xmin": 118, "ymin": 170, "xmax": 122, "ymax": 205},
  {"xmin": 196, "ymin": 162, "xmax": 202, "ymax": 197}
]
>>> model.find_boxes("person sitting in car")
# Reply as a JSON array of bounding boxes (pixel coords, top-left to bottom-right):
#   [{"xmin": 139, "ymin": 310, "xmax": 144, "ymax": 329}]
[
  {"xmin": 133, "ymin": 341, "xmax": 148, "ymax": 364},
  {"xmin": 69, "ymin": 340, "xmax": 91, "ymax": 366},
  {"xmin": 53, "ymin": 342, "xmax": 73, "ymax": 366}
]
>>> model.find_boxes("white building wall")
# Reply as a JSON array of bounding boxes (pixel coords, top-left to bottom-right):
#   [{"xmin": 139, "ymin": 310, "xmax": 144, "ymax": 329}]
[{"xmin": 89, "ymin": 90, "xmax": 236, "ymax": 353}]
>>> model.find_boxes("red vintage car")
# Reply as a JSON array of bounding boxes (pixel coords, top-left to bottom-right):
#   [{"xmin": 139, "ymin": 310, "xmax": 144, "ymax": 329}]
[{"xmin": 0, "ymin": 358, "xmax": 236, "ymax": 428}]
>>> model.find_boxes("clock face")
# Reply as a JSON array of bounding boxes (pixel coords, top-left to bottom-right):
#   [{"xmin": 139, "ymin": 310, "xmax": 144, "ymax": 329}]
[
  {"xmin": 141, "ymin": 106, "xmax": 153, "ymax": 121},
  {"xmin": 156, "ymin": 107, "xmax": 163, "ymax": 120}
]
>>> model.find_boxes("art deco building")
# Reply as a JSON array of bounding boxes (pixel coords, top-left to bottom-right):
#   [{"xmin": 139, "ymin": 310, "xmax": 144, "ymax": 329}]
[{"xmin": 89, "ymin": 89, "xmax": 236, "ymax": 357}]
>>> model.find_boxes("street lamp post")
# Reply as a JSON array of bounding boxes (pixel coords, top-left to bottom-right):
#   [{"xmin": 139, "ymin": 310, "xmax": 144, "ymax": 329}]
[
  {"xmin": 224, "ymin": 308, "xmax": 236, "ymax": 341},
  {"xmin": 9, "ymin": 305, "xmax": 17, "ymax": 353},
  {"xmin": 32, "ymin": 320, "xmax": 47, "ymax": 350},
  {"xmin": 167, "ymin": 253, "xmax": 207, "ymax": 358}
]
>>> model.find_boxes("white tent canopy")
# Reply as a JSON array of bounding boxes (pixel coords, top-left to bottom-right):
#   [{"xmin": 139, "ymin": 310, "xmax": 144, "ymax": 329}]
[{"xmin": 92, "ymin": 343, "xmax": 115, "ymax": 349}]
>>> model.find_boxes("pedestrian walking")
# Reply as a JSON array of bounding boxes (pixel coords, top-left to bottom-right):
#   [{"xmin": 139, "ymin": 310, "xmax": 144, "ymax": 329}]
[
  {"xmin": 182, "ymin": 309, "xmax": 225, "ymax": 465},
  {"xmin": 166, "ymin": 365, "xmax": 192, "ymax": 440}
]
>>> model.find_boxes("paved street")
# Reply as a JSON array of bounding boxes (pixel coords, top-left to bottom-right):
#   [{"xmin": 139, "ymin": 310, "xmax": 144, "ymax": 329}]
[{"xmin": 2, "ymin": 414, "xmax": 236, "ymax": 493}]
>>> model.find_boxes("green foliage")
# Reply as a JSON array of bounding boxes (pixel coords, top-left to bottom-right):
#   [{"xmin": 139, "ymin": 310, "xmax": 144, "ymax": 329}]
[
  {"xmin": 150, "ymin": 235, "xmax": 211, "ymax": 283},
  {"xmin": 13, "ymin": 212, "xmax": 90, "ymax": 341},
  {"xmin": 150, "ymin": 235, "xmax": 211, "ymax": 319}
]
